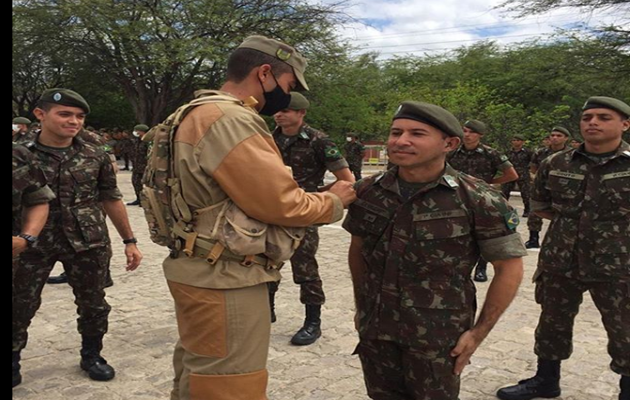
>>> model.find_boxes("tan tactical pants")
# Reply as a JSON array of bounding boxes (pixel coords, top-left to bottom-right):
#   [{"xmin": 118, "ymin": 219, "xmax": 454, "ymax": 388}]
[{"xmin": 167, "ymin": 281, "xmax": 271, "ymax": 400}]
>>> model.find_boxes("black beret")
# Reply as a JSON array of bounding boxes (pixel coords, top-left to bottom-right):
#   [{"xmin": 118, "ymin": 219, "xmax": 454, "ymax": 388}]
[
  {"xmin": 393, "ymin": 101, "xmax": 463, "ymax": 139},
  {"xmin": 39, "ymin": 88, "xmax": 90, "ymax": 114}
]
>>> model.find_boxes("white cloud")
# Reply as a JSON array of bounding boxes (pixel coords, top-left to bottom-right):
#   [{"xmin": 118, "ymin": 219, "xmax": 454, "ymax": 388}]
[{"xmin": 310, "ymin": 0, "xmax": 625, "ymax": 58}]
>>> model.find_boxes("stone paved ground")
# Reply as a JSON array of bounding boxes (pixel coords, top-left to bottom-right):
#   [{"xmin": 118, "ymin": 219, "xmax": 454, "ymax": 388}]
[{"xmin": 13, "ymin": 170, "xmax": 619, "ymax": 400}]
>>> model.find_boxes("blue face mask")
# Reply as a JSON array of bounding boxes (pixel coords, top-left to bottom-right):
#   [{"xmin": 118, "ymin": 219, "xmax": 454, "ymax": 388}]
[{"xmin": 258, "ymin": 73, "xmax": 291, "ymax": 116}]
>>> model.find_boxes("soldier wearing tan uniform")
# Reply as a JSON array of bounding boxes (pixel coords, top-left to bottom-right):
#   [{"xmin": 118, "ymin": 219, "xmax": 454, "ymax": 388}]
[{"xmin": 160, "ymin": 36, "xmax": 355, "ymax": 400}]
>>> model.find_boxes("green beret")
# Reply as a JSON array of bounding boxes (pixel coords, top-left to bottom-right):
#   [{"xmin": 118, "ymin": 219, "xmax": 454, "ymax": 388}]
[
  {"xmin": 39, "ymin": 88, "xmax": 90, "ymax": 114},
  {"xmin": 287, "ymin": 92, "xmax": 310, "ymax": 110},
  {"xmin": 238, "ymin": 35, "xmax": 309, "ymax": 91},
  {"xmin": 464, "ymin": 119, "xmax": 487, "ymax": 135},
  {"xmin": 582, "ymin": 96, "xmax": 630, "ymax": 118},
  {"xmin": 133, "ymin": 124, "xmax": 150, "ymax": 132},
  {"xmin": 552, "ymin": 126, "xmax": 571, "ymax": 137},
  {"xmin": 512, "ymin": 134, "xmax": 525, "ymax": 141},
  {"xmin": 393, "ymin": 101, "xmax": 463, "ymax": 139},
  {"xmin": 13, "ymin": 117, "xmax": 31, "ymax": 125}
]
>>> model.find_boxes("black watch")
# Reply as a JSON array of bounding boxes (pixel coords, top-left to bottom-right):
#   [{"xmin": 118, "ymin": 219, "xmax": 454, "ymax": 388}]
[
  {"xmin": 122, "ymin": 237, "xmax": 138, "ymax": 245},
  {"xmin": 18, "ymin": 233, "xmax": 38, "ymax": 247}
]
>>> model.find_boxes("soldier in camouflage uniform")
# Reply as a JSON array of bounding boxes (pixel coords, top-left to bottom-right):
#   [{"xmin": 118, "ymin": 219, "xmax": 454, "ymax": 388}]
[
  {"xmin": 345, "ymin": 133, "xmax": 366, "ymax": 181},
  {"xmin": 447, "ymin": 119, "xmax": 519, "ymax": 282},
  {"xmin": 269, "ymin": 92, "xmax": 354, "ymax": 345},
  {"xmin": 12, "ymin": 89, "xmax": 142, "ymax": 388},
  {"xmin": 12, "ymin": 117, "xmax": 32, "ymax": 142},
  {"xmin": 497, "ymin": 98, "xmax": 630, "ymax": 400},
  {"xmin": 127, "ymin": 124, "xmax": 151, "ymax": 206},
  {"xmin": 524, "ymin": 127, "xmax": 570, "ymax": 249},
  {"xmin": 345, "ymin": 101, "xmax": 527, "ymax": 400},
  {"xmin": 502, "ymin": 135, "xmax": 534, "ymax": 216},
  {"xmin": 115, "ymin": 130, "xmax": 134, "ymax": 170}
]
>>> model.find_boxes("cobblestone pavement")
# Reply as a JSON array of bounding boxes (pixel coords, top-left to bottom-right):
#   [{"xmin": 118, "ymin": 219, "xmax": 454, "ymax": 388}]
[{"xmin": 12, "ymin": 169, "xmax": 619, "ymax": 400}]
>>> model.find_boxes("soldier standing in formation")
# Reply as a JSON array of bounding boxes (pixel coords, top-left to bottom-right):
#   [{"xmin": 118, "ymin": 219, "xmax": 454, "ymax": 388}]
[
  {"xmin": 158, "ymin": 36, "xmax": 355, "ymax": 400},
  {"xmin": 127, "ymin": 124, "xmax": 151, "ymax": 206},
  {"xmin": 345, "ymin": 132, "xmax": 366, "ymax": 181},
  {"xmin": 502, "ymin": 135, "xmax": 534, "ymax": 216},
  {"xmin": 497, "ymin": 98, "xmax": 629, "ymax": 400},
  {"xmin": 447, "ymin": 119, "xmax": 519, "ymax": 282},
  {"xmin": 269, "ymin": 92, "xmax": 354, "ymax": 345},
  {"xmin": 12, "ymin": 117, "xmax": 32, "ymax": 142},
  {"xmin": 12, "ymin": 89, "xmax": 143, "ymax": 388},
  {"xmin": 345, "ymin": 101, "xmax": 527, "ymax": 400},
  {"xmin": 524, "ymin": 126, "xmax": 570, "ymax": 249}
]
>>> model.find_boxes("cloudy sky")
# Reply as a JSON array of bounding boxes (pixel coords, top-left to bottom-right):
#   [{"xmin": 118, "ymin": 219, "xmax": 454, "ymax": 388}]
[{"xmin": 315, "ymin": 0, "xmax": 625, "ymax": 58}]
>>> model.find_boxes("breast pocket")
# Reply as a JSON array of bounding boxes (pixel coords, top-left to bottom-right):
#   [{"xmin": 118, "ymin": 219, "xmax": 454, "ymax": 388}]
[
  {"xmin": 546, "ymin": 173, "xmax": 584, "ymax": 200},
  {"xmin": 290, "ymin": 147, "xmax": 317, "ymax": 170},
  {"xmin": 604, "ymin": 176, "xmax": 630, "ymax": 214},
  {"xmin": 70, "ymin": 164, "xmax": 100, "ymax": 201}
]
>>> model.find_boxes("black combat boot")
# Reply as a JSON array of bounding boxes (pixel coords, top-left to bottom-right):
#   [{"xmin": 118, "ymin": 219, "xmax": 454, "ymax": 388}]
[
  {"xmin": 522, "ymin": 209, "xmax": 530, "ymax": 218},
  {"xmin": 104, "ymin": 269, "xmax": 114, "ymax": 289},
  {"xmin": 524, "ymin": 231, "xmax": 540, "ymax": 249},
  {"xmin": 290, "ymin": 305, "xmax": 322, "ymax": 346},
  {"xmin": 80, "ymin": 335, "xmax": 115, "ymax": 381},
  {"xmin": 474, "ymin": 260, "xmax": 488, "ymax": 282},
  {"xmin": 126, "ymin": 198, "xmax": 141, "ymax": 206},
  {"xmin": 12, "ymin": 351, "xmax": 22, "ymax": 388},
  {"xmin": 620, "ymin": 375, "xmax": 630, "ymax": 400},
  {"xmin": 496, "ymin": 359, "xmax": 561, "ymax": 400},
  {"xmin": 47, "ymin": 272, "xmax": 68, "ymax": 284},
  {"xmin": 269, "ymin": 291, "xmax": 277, "ymax": 324}
]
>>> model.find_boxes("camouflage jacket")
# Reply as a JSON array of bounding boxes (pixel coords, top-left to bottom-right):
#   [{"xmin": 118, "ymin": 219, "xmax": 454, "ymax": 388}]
[
  {"xmin": 133, "ymin": 137, "xmax": 151, "ymax": 170},
  {"xmin": 273, "ymin": 124, "xmax": 349, "ymax": 192},
  {"xmin": 530, "ymin": 145, "xmax": 567, "ymax": 171},
  {"xmin": 507, "ymin": 148, "xmax": 534, "ymax": 178},
  {"xmin": 12, "ymin": 143, "xmax": 55, "ymax": 235},
  {"xmin": 23, "ymin": 133, "xmax": 122, "ymax": 253},
  {"xmin": 344, "ymin": 141, "xmax": 365, "ymax": 168},
  {"xmin": 447, "ymin": 144, "xmax": 513, "ymax": 183},
  {"xmin": 343, "ymin": 165, "xmax": 527, "ymax": 347},
  {"xmin": 531, "ymin": 141, "xmax": 630, "ymax": 282}
]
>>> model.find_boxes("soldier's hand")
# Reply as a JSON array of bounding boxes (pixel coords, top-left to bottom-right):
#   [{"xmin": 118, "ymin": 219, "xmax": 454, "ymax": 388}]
[
  {"xmin": 124, "ymin": 244, "xmax": 143, "ymax": 271},
  {"xmin": 327, "ymin": 181, "xmax": 356, "ymax": 208},
  {"xmin": 12, "ymin": 236, "xmax": 28, "ymax": 258},
  {"xmin": 450, "ymin": 329, "xmax": 484, "ymax": 375}
]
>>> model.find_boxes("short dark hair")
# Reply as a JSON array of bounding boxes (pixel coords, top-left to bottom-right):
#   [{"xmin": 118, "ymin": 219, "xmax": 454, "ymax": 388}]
[
  {"xmin": 36, "ymin": 101, "xmax": 54, "ymax": 112},
  {"xmin": 226, "ymin": 48, "xmax": 293, "ymax": 83}
]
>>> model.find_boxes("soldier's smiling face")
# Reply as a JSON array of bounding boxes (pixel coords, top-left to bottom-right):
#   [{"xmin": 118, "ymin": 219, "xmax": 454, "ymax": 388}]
[
  {"xmin": 35, "ymin": 104, "xmax": 86, "ymax": 140},
  {"xmin": 388, "ymin": 119, "xmax": 459, "ymax": 169},
  {"xmin": 581, "ymin": 108, "xmax": 630, "ymax": 146}
]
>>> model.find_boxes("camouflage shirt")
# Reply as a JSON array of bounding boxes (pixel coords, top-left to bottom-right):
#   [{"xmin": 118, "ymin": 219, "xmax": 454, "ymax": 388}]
[
  {"xmin": 507, "ymin": 148, "xmax": 534, "ymax": 178},
  {"xmin": 531, "ymin": 141, "xmax": 630, "ymax": 282},
  {"xmin": 12, "ymin": 143, "xmax": 55, "ymax": 235},
  {"xmin": 24, "ymin": 133, "xmax": 122, "ymax": 253},
  {"xmin": 343, "ymin": 165, "xmax": 527, "ymax": 347},
  {"xmin": 344, "ymin": 141, "xmax": 365, "ymax": 168},
  {"xmin": 273, "ymin": 124, "xmax": 349, "ymax": 192},
  {"xmin": 530, "ymin": 145, "xmax": 567, "ymax": 171},
  {"xmin": 447, "ymin": 144, "xmax": 513, "ymax": 183},
  {"xmin": 133, "ymin": 136, "xmax": 151, "ymax": 171}
]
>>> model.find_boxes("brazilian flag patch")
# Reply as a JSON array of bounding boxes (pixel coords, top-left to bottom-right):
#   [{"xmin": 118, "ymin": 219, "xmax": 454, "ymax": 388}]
[
  {"xmin": 327, "ymin": 148, "xmax": 340, "ymax": 157},
  {"xmin": 504, "ymin": 210, "xmax": 520, "ymax": 230}
]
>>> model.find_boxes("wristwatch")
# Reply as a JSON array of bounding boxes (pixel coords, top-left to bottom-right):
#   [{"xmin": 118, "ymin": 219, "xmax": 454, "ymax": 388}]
[
  {"xmin": 18, "ymin": 233, "xmax": 38, "ymax": 247},
  {"xmin": 122, "ymin": 237, "xmax": 138, "ymax": 245}
]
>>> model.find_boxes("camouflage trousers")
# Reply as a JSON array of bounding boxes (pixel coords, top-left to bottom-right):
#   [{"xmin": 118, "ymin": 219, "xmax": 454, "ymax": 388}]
[
  {"xmin": 131, "ymin": 168, "xmax": 144, "ymax": 200},
  {"xmin": 527, "ymin": 213, "xmax": 544, "ymax": 232},
  {"xmin": 355, "ymin": 339, "xmax": 460, "ymax": 400},
  {"xmin": 349, "ymin": 163, "xmax": 363, "ymax": 181},
  {"xmin": 502, "ymin": 177, "xmax": 531, "ymax": 212},
  {"xmin": 12, "ymin": 245, "xmax": 112, "ymax": 352},
  {"xmin": 534, "ymin": 272, "xmax": 630, "ymax": 376},
  {"xmin": 268, "ymin": 226, "xmax": 324, "ymax": 305}
]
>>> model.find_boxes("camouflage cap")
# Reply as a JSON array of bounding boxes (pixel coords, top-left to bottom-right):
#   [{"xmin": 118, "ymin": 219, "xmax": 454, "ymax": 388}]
[
  {"xmin": 287, "ymin": 92, "xmax": 310, "ymax": 110},
  {"xmin": 13, "ymin": 117, "xmax": 31, "ymax": 125},
  {"xmin": 464, "ymin": 119, "xmax": 487, "ymax": 135},
  {"xmin": 39, "ymin": 88, "xmax": 90, "ymax": 114},
  {"xmin": 393, "ymin": 101, "xmax": 463, "ymax": 139},
  {"xmin": 133, "ymin": 124, "xmax": 150, "ymax": 132},
  {"xmin": 512, "ymin": 134, "xmax": 525, "ymax": 141},
  {"xmin": 582, "ymin": 96, "xmax": 630, "ymax": 119},
  {"xmin": 238, "ymin": 35, "xmax": 309, "ymax": 91},
  {"xmin": 552, "ymin": 126, "xmax": 571, "ymax": 137}
]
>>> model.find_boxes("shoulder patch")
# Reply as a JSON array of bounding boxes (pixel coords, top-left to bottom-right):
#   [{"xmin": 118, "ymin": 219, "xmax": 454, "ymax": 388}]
[
  {"xmin": 504, "ymin": 210, "xmax": 520, "ymax": 230},
  {"xmin": 327, "ymin": 148, "xmax": 340, "ymax": 157},
  {"xmin": 500, "ymin": 155, "xmax": 508, "ymax": 162}
]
